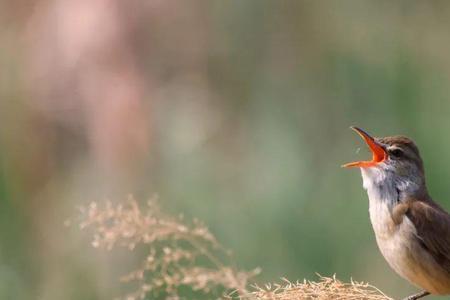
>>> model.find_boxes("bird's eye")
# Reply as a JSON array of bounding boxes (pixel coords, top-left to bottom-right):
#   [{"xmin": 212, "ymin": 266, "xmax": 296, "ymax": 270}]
[{"xmin": 389, "ymin": 148, "xmax": 404, "ymax": 158}]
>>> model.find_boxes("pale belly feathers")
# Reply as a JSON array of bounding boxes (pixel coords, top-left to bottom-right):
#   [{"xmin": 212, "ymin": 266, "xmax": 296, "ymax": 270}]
[{"xmin": 362, "ymin": 167, "xmax": 450, "ymax": 294}]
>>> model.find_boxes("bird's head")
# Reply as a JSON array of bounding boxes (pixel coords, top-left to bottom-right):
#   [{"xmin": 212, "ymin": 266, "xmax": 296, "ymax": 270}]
[{"xmin": 343, "ymin": 127, "xmax": 426, "ymax": 197}]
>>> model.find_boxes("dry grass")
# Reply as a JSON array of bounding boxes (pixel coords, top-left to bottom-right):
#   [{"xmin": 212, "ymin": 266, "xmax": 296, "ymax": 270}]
[
  {"xmin": 75, "ymin": 195, "xmax": 259, "ymax": 300},
  {"xmin": 249, "ymin": 275, "xmax": 392, "ymax": 300},
  {"xmin": 74, "ymin": 195, "xmax": 393, "ymax": 300}
]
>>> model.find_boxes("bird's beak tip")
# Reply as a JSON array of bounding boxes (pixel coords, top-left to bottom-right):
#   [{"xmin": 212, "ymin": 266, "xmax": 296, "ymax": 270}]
[{"xmin": 343, "ymin": 127, "xmax": 387, "ymax": 168}]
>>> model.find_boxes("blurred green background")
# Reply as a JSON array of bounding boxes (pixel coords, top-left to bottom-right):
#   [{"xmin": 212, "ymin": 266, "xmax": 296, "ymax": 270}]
[{"xmin": 2, "ymin": 1, "xmax": 450, "ymax": 299}]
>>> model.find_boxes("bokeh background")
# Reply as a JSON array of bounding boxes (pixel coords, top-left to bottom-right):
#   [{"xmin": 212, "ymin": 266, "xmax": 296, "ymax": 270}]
[{"xmin": 1, "ymin": 1, "xmax": 450, "ymax": 299}]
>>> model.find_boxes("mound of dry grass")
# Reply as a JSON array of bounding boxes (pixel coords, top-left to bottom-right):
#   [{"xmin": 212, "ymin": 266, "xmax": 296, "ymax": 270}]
[
  {"xmin": 249, "ymin": 275, "xmax": 392, "ymax": 300},
  {"xmin": 73, "ymin": 195, "xmax": 393, "ymax": 300}
]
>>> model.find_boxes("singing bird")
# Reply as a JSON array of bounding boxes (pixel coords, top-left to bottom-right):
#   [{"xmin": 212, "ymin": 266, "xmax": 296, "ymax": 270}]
[{"xmin": 343, "ymin": 127, "xmax": 450, "ymax": 300}]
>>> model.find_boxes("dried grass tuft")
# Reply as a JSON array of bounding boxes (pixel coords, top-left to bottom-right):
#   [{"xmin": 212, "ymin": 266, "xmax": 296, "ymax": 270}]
[
  {"xmin": 249, "ymin": 275, "xmax": 393, "ymax": 300},
  {"xmin": 75, "ymin": 195, "xmax": 259, "ymax": 300}
]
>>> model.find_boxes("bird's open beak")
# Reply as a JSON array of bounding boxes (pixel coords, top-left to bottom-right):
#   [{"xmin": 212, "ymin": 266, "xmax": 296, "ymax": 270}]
[{"xmin": 342, "ymin": 127, "xmax": 387, "ymax": 168}]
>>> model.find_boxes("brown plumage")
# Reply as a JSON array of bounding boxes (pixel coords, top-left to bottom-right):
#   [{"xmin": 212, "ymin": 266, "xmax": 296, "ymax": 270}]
[
  {"xmin": 405, "ymin": 200, "xmax": 450, "ymax": 271},
  {"xmin": 344, "ymin": 127, "xmax": 450, "ymax": 300}
]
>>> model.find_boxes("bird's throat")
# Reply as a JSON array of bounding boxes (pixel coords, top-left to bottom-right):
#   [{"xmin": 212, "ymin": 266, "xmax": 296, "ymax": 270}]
[{"xmin": 361, "ymin": 167, "xmax": 399, "ymax": 207}]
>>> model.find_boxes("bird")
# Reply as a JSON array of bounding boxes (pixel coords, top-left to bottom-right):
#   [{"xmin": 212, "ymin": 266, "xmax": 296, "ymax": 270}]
[{"xmin": 343, "ymin": 126, "xmax": 450, "ymax": 300}]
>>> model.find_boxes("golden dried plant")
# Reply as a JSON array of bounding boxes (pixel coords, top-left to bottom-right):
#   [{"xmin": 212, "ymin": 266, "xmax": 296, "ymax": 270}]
[
  {"xmin": 76, "ymin": 195, "xmax": 259, "ymax": 300},
  {"xmin": 250, "ymin": 275, "xmax": 392, "ymax": 300}
]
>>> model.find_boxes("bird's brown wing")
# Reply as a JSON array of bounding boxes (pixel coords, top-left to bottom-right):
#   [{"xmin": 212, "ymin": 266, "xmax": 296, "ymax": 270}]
[{"xmin": 404, "ymin": 200, "xmax": 450, "ymax": 271}]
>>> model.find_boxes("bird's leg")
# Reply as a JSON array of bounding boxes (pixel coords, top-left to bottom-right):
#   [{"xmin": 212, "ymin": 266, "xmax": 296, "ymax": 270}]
[{"xmin": 401, "ymin": 291, "xmax": 430, "ymax": 300}]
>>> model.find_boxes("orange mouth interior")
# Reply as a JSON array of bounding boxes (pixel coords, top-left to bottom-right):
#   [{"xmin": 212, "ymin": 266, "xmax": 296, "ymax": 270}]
[{"xmin": 342, "ymin": 127, "xmax": 387, "ymax": 168}]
